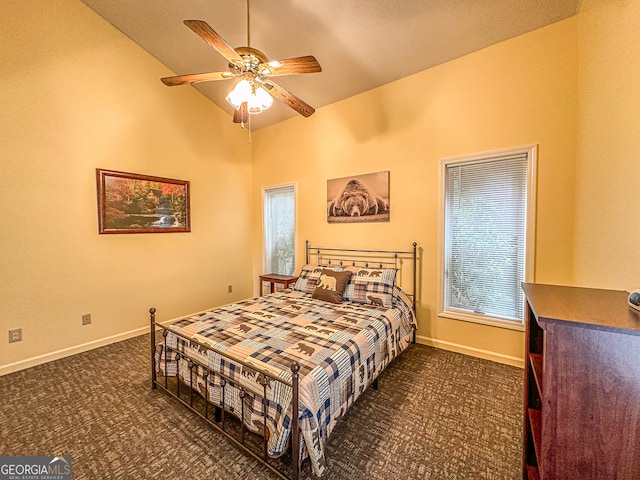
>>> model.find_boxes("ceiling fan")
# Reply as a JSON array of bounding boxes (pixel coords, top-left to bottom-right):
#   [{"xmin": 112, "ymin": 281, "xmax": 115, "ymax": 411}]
[{"xmin": 160, "ymin": 16, "xmax": 322, "ymax": 126}]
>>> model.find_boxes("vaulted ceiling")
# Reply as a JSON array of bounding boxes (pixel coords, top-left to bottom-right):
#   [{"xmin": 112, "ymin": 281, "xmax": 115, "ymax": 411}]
[{"xmin": 82, "ymin": 0, "xmax": 581, "ymax": 130}]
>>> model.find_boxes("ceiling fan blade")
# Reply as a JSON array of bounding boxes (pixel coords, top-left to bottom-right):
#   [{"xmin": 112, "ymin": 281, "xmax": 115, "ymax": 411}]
[
  {"xmin": 161, "ymin": 71, "xmax": 235, "ymax": 86},
  {"xmin": 183, "ymin": 20, "xmax": 244, "ymax": 67},
  {"xmin": 233, "ymin": 102, "xmax": 249, "ymax": 124},
  {"xmin": 261, "ymin": 55, "xmax": 322, "ymax": 77},
  {"xmin": 262, "ymin": 80, "xmax": 315, "ymax": 117}
]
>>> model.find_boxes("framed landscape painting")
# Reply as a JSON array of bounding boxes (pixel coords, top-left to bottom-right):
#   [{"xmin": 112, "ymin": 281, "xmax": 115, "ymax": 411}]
[{"xmin": 96, "ymin": 169, "xmax": 190, "ymax": 234}]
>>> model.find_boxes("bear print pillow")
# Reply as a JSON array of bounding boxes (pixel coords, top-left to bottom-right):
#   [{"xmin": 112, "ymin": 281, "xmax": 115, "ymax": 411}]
[
  {"xmin": 293, "ymin": 264, "xmax": 324, "ymax": 293},
  {"xmin": 342, "ymin": 266, "xmax": 396, "ymax": 308},
  {"xmin": 312, "ymin": 269, "xmax": 353, "ymax": 304},
  {"xmin": 294, "ymin": 264, "xmax": 343, "ymax": 294}
]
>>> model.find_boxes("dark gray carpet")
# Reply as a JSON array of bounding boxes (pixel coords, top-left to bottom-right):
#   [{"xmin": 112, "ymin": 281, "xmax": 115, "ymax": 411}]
[{"xmin": 0, "ymin": 335, "xmax": 523, "ymax": 479}]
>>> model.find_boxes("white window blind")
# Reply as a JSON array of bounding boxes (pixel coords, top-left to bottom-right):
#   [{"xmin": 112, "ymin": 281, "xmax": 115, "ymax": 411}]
[
  {"xmin": 443, "ymin": 152, "xmax": 529, "ymax": 323},
  {"xmin": 263, "ymin": 185, "xmax": 295, "ymax": 275}
]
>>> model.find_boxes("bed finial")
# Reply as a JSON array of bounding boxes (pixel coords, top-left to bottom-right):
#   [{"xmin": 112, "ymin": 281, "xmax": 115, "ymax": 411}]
[{"xmin": 291, "ymin": 362, "xmax": 300, "ymax": 374}]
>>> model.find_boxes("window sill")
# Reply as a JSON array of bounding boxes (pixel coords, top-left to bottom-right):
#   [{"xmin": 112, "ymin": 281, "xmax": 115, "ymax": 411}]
[{"xmin": 439, "ymin": 309, "xmax": 525, "ymax": 332}]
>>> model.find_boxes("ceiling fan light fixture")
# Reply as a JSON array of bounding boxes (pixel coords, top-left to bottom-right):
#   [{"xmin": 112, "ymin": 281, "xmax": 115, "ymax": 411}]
[
  {"xmin": 249, "ymin": 85, "xmax": 273, "ymax": 113},
  {"xmin": 225, "ymin": 79, "xmax": 251, "ymax": 108},
  {"xmin": 225, "ymin": 79, "xmax": 273, "ymax": 114}
]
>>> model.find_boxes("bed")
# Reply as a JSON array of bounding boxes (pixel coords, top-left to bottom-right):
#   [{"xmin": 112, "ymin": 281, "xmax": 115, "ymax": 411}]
[{"xmin": 150, "ymin": 242, "xmax": 418, "ymax": 479}]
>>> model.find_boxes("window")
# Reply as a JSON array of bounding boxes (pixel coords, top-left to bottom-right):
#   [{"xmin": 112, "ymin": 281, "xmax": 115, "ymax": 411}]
[
  {"xmin": 263, "ymin": 184, "xmax": 296, "ymax": 275},
  {"xmin": 439, "ymin": 146, "xmax": 536, "ymax": 329}
]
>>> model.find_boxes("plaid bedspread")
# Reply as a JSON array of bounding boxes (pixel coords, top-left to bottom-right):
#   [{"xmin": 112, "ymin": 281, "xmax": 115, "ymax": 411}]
[{"xmin": 155, "ymin": 287, "xmax": 416, "ymax": 477}]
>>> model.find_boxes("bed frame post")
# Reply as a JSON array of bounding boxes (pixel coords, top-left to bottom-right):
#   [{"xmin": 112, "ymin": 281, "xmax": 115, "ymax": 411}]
[
  {"xmin": 149, "ymin": 307, "xmax": 157, "ymax": 390},
  {"xmin": 412, "ymin": 242, "xmax": 417, "ymax": 343},
  {"xmin": 291, "ymin": 361, "xmax": 300, "ymax": 480},
  {"xmin": 305, "ymin": 240, "xmax": 309, "ymax": 264},
  {"xmin": 412, "ymin": 242, "xmax": 417, "ymax": 312}
]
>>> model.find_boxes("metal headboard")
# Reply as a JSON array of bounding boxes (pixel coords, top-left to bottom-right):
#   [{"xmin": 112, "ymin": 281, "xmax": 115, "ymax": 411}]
[{"xmin": 304, "ymin": 240, "xmax": 418, "ymax": 313}]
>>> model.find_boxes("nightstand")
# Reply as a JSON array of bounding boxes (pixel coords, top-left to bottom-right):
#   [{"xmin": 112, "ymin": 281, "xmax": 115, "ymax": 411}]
[{"xmin": 259, "ymin": 274, "xmax": 298, "ymax": 295}]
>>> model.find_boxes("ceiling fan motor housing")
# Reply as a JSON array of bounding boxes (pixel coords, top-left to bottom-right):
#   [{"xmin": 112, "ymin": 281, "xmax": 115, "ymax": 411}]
[{"xmin": 231, "ymin": 46, "xmax": 269, "ymax": 75}]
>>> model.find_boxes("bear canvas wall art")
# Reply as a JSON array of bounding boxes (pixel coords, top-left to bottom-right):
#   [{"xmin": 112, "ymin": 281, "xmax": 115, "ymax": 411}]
[{"xmin": 326, "ymin": 171, "xmax": 390, "ymax": 223}]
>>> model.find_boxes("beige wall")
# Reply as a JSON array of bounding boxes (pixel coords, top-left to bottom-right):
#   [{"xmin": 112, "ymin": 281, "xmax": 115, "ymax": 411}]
[
  {"xmin": 574, "ymin": 0, "xmax": 640, "ymax": 290},
  {"xmin": 0, "ymin": 0, "xmax": 253, "ymax": 374},
  {"xmin": 5, "ymin": 1, "xmax": 636, "ymax": 374},
  {"xmin": 252, "ymin": 18, "xmax": 579, "ymax": 366}
]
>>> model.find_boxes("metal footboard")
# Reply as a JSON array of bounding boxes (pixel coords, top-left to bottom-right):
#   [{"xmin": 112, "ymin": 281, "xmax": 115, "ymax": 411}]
[{"xmin": 150, "ymin": 308, "xmax": 302, "ymax": 480}]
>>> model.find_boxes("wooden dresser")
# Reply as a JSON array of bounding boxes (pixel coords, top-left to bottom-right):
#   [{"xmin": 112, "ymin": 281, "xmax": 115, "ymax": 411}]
[{"xmin": 522, "ymin": 283, "xmax": 640, "ymax": 480}]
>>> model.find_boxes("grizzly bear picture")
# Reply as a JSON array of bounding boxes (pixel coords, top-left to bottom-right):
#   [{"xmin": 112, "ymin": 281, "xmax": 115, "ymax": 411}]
[{"xmin": 327, "ymin": 172, "xmax": 390, "ymax": 223}]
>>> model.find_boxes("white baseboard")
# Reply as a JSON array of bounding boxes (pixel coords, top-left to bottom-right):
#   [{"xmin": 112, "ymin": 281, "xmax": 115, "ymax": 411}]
[
  {"xmin": 416, "ymin": 334, "xmax": 524, "ymax": 368},
  {"xmin": 2, "ymin": 328, "xmax": 523, "ymax": 376},
  {"xmin": 0, "ymin": 326, "xmax": 149, "ymax": 376}
]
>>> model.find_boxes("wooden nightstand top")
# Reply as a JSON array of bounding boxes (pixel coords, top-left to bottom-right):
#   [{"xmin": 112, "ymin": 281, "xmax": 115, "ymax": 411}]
[
  {"xmin": 259, "ymin": 273, "xmax": 298, "ymax": 282},
  {"xmin": 259, "ymin": 274, "xmax": 298, "ymax": 295}
]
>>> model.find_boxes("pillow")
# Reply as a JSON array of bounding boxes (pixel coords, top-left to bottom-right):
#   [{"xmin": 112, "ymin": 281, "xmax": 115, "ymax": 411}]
[
  {"xmin": 342, "ymin": 266, "xmax": 397, "ymax": 308},
  {"xmin": 311, "ymin": 269, "xmax": 353, "ymax": 304},
  {"xmin": 294, "ymin": 264, "xmax": 343, "ymax": 294},
  {"xmin": 293, "ymin": 264, "xmax": 325, "ymax": 293}
]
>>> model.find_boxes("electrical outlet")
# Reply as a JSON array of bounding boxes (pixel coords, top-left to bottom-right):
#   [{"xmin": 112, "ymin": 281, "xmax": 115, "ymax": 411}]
[
  {"xmin": 9, "ymin": 328, "xmax": 22, "ymax": 343},
  {"xmin": 227, "ymin": 285, "xmax": 233, "ymax": 293},
  {"xmin": 82, "ymin": 313, "xmax": 92, "ymax": 325}
]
